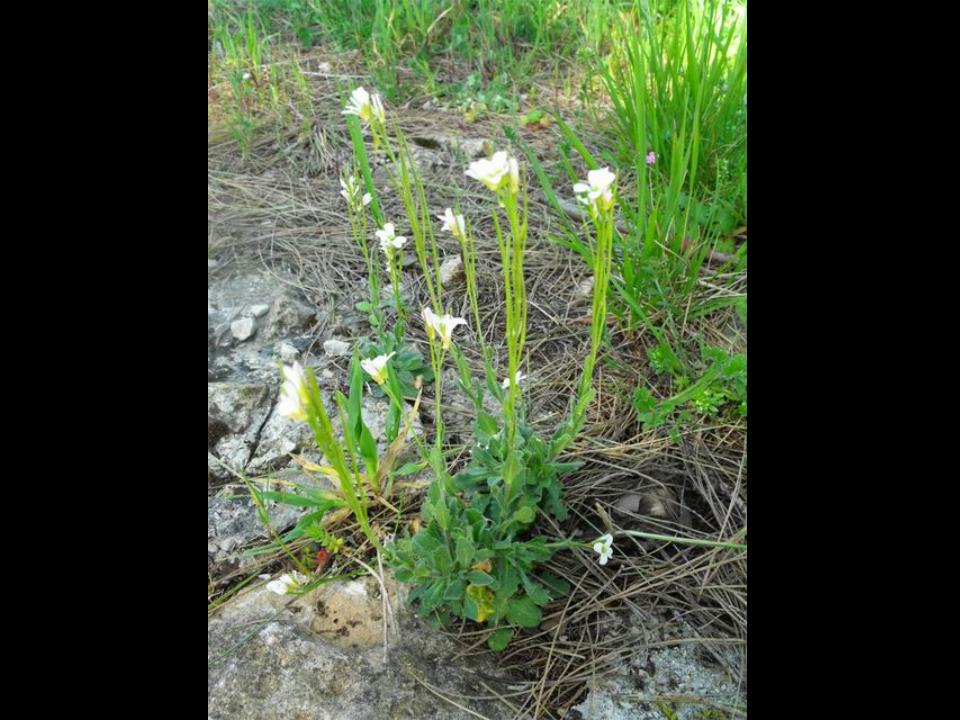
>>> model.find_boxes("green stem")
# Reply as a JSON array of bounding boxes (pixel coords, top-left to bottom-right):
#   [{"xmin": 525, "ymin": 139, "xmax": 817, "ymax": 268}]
[{"xmin": 617, "ymin": 530, "xmax": 746, "ymax": 551}]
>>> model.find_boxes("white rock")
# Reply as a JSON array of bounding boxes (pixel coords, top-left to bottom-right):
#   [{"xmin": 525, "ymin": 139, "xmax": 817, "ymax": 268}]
[
  {"xmin": 219, "ymin": 536, "xmax": 238, "ymax": 552},
  {"xmin": 323, "ymin": 338, "xmax": 351, "ymax": 356},
  {"xmin": 576, "ymin": 276, "xmax": 595, "ymax": 298},
  {"xmin": 439, "ymin": 254, "xmax": 464, "ymax": 287},
  {"xmin": 341, "ymin": 580, "xmax": 368, "ymax": 598},
  {"xmin": 231, "ymin": 317, "xmax": 256, "ymax": 342},
  {"xmin": 250, "ymin": 304, "xmax": 270, "ymax": 318},
  {"xmin": 277, "ymin": 342, "xmax": 300, "ymax": 363}
]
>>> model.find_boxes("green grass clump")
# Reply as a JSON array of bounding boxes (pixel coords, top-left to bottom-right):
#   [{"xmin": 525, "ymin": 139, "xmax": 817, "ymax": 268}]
[
  {"xmin": 210, "ymin": 0, "xmax": 629, "ymax": 109},
  {"xmin": 507, "ymin": 0, "xmax": 746, "ymax": 439},
  {"xmin": 208, "ymin": 4, "xmax": 314, "ymax": 152}
]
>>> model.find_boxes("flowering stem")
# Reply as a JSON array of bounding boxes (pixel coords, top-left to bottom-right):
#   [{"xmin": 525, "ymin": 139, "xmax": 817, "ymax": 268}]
[
  {"xmin": 348, "ymin": 194, "xmax": 385, "ymax": 342},
  {"xmin": 458, "ymin": 214, "xmax": 486, "ymax": 356},
  {"xmin": 492, "ymin": 184, "xmax": 527, "ymax": 506},
  {"xmin": 387, "ymin": 249, "xmax": 405, "ymax": 338},
  {"xmin": 433, "ymin": 346, "xmax": 446, "ymax": 456},
  {"xmin": 552, "ymin": 196, "xmax": 614, "ymax": 459},
  {"xmin": 546, "ymin": 531, "xmax": 747, "ymax": 552},
  {"xmin": 618, "ymin": 530, "xmax": 747, "ymax": 551}
]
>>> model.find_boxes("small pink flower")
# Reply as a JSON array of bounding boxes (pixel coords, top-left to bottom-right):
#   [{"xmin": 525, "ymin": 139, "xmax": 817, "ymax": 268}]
[{"xmin": 645, "ymin": 151, "xmax": 656, "ymax": 165}]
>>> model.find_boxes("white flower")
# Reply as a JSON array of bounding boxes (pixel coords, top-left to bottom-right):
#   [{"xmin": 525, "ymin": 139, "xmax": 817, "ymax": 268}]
[
  {"xmin": 371, "ymin": 93, "xmax": 385, "ymax": 124},
  {"xmin": 465, "ymin": 151, "xmax": 513, "ymax": 193},
  {"xmin": 508, "ymin": 155, "xmax": 520, "ymax": 196},
  {"xmin": 360, "ymin": 352, "xmax": 395, "ymax": 386},
  {"xmin": 342, "ymin": 86, "xmax": 382, "ymax": 124},
  {"xmin": 573, "ymin": 167, "xmax": 616, "ymax": 216},
  {"xmin": 277, "ymin": 362, "xmax": 310, "ymax": 421},
  {"xmin": 265, "ymin": 572, "xmax": 308, "ymax": 595},
  {"xmin": 437, "ymin": 208, "xmax": 465, "ymax": 240},
  {"xmin": 501, "ymin": 371, "xmax": 526, "ymax": 389},
  {"xmin": 340, "ymin": 174, "xmax": 372, "ymax": 213},
  {"xmin": 242, "ymin": 72, "xmax": 252, "ymax": 81},
  {"xmin": 593, "ymin": 533, "xmax": 614, "ymax": 565},
  {"xmin": 422, "ymin": 307, "xmax": 468, "ymax": 350},
  {"xmin": 375, "ymin": 223, "xmax": 407, "ymax": 258}
]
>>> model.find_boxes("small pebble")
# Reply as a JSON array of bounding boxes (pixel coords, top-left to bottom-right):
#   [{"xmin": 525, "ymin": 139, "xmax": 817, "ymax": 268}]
[
  {"xmin": 231, "ymin": 317, "xmax": 256, "ymax": 342},
  {"xmin": 219, "ymin": 536, "xmax": 238, "ymax": 552},
  {"xmin": 277, "ymin": 342, "xmax": 300, "ymax": 363},
  {"xmin": 439, "ymin": 255, "xmax": 464, "ymax": 287},
  {"xmin": 323, "ymin": 338, "xmax": 351, "ymax": 356}
]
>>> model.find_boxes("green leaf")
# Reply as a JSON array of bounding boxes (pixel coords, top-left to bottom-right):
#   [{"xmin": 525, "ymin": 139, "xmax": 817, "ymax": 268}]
[
  {"xmin": 348, "ymin": 350, "xmax": 363, "ymax": 438},
  {"xmin": 520, "ymin": 109, "xmax": 544, "ymax": 124},
  {"xmin": 358, "ymin": 423, "xmax": 378, "ymax": 478},
  {"xmin": 487, "ymin": 627, "xmax": 514, "ymax": 652},
  {"xmin": 434, "ymin": 495, "xmax": 451, "ymax": 532},
  {"xmin": 521, "ymin": 574, "xmax": 551, "ymax": 606},
  {"xmin": 396, "ymin": 461, "xmax": 426, "ymax": 476},
  {"xmin": 735, "ymin": 297, "xmax": 747, "ymax": 328},
  {"xmin": 476, "ymin": 411, "xmax": 498, "ymax": 437},
  {"xmin": 465, "ymin": 583, "xmax": 495, "ymax": 622},
  {"xmin": 513, "ymin": 506, "xmax": 535, "ymax": 524},
  {"xmin": 431, "ymin": 545, "xmax": 453, "ymax": 574},
  {"xmin": 394, "ymin": 568, "xmax": 415, "ymax": 583},
  {"xmin": 537, "ymin": 571, "xmax": 571, "ymax": 597},
  {"xmin": 411, "ymin": 531, "xmax": 442, "ymax": 557},
  {"xmin": 721, "ymin": 353, "xmax": 746, "ymax": 379},
  {"xmin": 345, "ymin": 113, "xmax": 383, "ymax": 226},
  {"xmin": 518, "ymin": 539, "xmax": 553, "ymax": 563},
  {"xmin": 254, "ymin": 490, "xmax": 323, "ymax": 508},
  {"xmin": 443, "ymin": 579, "xmax": 466, "ymax": 601},
  {"xmin": 494, "ymin": 561, "xmax": 521, "ymax": 602},
  {"xmin": 551, "ymin": 112, "xmax": 599, "ymax": 169},
  {"xmin": 422, "ymin": 581, "xmax": 445, "ymax": 613},
  {"xmin": 506, "ymin": 596, "xmax": 542, "ymax": 628},
  {"xmin": 455, "ymin": 535, "xmax": 475, "ymax": 568},
  {"xmin": 467, "ymin": 571, "xmax": 494, "ymax": 585},
  {"xmin": 549, "ymin": 461, "xmax": 583, "ymax": 475}
]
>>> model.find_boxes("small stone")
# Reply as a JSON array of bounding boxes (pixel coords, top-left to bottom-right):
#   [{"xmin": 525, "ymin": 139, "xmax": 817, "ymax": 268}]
[
  {"xmin": 576, "ymin": 276, "xmax": 594, "ymax": 298},
  {"xmin": 250, "ymin": 304, "xmax": 270, "ymax": 318},
  {"xmin": 231, "ymin": 317, "xmax": 256, "ymax": 342},
  {"xmin": 266, "ymin": 293, "xmax": 316, "ymax": 339},
  {"xmin": 323, "ymin": 338, "xmax": 350, "ymax": 356},
  {"xmin": 218, "ymin": 536, "xmax": 238, "ymax": 552},
  {"xmin": 277, "ymin": 342, "xmax": 300, "ymax": 363},
  {"xmin": 208, "ymin": 258, "xmax": 217, "ymax": 269},
  {"xmin": 457, "ymin": 137, "xmax": 492, "ymax": 159},
  {"xmin": 439, "ymin": 255, "xmax": 464, "ymax": 287},
  {"xmin": 320, "ymin": 369, "xmax": 334, "ymax": 379},
  {"xmin": 208, "ymin": 541, "xmax": 219, "ymax": 555},
  {"xmin": 215, "ymin": 323, "xmax": 234, "ymax": 348}
]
